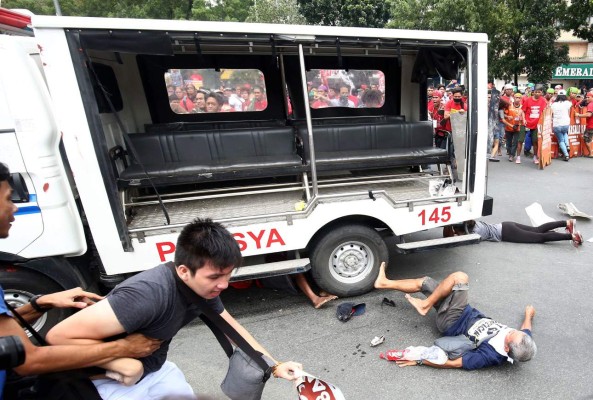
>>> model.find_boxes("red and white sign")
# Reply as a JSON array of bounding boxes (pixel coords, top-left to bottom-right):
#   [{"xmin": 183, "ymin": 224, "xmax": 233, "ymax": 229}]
[
  {"xmin": 295, "ymin": 373, "xmax": 345, "ymax": 400},
  {"xmin": 155, "ymin": 227, "xmax": 286, "ymax": 261}
]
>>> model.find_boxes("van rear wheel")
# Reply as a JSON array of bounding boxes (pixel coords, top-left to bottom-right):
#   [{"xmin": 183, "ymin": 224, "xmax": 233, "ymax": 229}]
[
  {"xmin": 0, "ymin": 266, "xmax": 72, "ymax": 340},
  {"xmin": 310, "ymin": 224, "xmax": 388, "ymax": 297}
]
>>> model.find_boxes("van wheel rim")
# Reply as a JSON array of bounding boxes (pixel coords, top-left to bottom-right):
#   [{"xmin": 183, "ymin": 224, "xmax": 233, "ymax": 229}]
[
  {"xmin": 329, "ymin": 241, "xmax": 374, "ymax": 283},
  {"xmin": 4, "ymin": 289, "xmax": 48, "ymax": 334}
]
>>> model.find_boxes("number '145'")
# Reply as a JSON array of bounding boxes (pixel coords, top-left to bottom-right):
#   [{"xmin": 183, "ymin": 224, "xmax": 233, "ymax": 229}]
[{"xmin": 418, "ymin": 206, "xmax": 451, "ymax": 225}]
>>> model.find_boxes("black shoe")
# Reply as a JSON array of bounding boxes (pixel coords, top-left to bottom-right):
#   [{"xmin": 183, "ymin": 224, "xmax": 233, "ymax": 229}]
[{"xmin": 564, "ymin": 156, "xmax": 569, "ymax": 161}]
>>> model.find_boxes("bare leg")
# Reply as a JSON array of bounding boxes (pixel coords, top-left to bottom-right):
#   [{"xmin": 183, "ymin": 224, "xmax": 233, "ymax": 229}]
[
  {"xmin": 293, "ymin": 274, "xmax": 337, "ymax": 309},
  {"xmin": 490, "ymin": 139, "xmax": 499, "ymax": 158},
  {"xmin": 405, "ymin": 271, "xmax": 468, "ymax": 316},
  {"xmin": 374, "ymin": 262, "xmax": 424, "ymax": 293},
  {"xmin": 516, "ymin": 141, "xmax": 523, "ymax": 157}
]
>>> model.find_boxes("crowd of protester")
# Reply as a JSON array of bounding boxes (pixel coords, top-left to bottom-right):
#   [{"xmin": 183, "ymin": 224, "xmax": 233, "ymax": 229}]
[
  {"xmin": 165, "ymin": 68, "xmax": 385, "ymax": 114},
  {"xmin": 167, "ymin": 83, "xmax": 269, "ymax": 114},
  {"xmin": 427, "ymin": 80, "xmax": 593, "ymax": 164},
  {"xmin": 307, "ymin": 82, "xmax": 384, "ymax": 109},
  {"xmin": 489, "ymin": 82, "xmax": 593, "ymax": 163}
]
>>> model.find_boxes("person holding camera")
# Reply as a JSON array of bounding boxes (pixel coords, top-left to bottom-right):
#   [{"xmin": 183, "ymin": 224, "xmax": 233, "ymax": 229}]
[{"xmin": 0, "ymin": 163, "xmax": 162, "ymax": 397}]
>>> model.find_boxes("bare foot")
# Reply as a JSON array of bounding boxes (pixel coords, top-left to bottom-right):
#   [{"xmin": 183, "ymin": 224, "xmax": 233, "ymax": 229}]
[
  {"xmin": 313, "ymin": 295, "xmax": 338, "ymax": 309},
  {"xmin": 374, "ymin": 262, "xmax": 389, "ymax": 289},
  {"xmin": 405, "ymin": 294, "xmax": 430, "ymax": 316}
]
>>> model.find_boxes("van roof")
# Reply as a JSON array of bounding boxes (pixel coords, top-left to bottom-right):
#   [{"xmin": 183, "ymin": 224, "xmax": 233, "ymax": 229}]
[{"xmin": 31, "ymin": 15, "xmax": 488, "ymax": 44}]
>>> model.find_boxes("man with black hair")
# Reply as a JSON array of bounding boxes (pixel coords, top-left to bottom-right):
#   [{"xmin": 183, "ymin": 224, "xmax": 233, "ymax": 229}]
[
  {"xmin": 47, "ymin": 218, "xmax": 303, "ymax": 399},
  {"xmin": 0, "ymin": 163, "xmax": 162, "ymax": 398},
  {"xmin": 331, "ymin": 86, "xmax": 355, "ymax": 108}
]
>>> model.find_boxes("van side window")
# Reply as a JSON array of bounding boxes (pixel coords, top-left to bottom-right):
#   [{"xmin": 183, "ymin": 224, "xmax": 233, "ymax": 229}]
[
  {"xmin": 305, "ymin": 69, "xmax": 385, "ymax": 109},
  {"xmin": 164, "ymin": 68, "xmax": 267, "ymax": 114},
  {"xmin": 92, "ymin": 63, "xmax": 123, "ymax": 113}
]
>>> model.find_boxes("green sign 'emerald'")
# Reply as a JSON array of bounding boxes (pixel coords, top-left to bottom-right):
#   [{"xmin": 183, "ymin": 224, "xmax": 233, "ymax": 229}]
[{"xmin": 553, "ymin": 64, "xmax": 593, "ymax": 78}]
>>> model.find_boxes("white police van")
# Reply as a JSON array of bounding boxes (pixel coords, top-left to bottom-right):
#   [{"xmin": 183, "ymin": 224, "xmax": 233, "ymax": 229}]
[{"xmin": 0, "ymin": 8, "xmax": 491, "ymax": 333}]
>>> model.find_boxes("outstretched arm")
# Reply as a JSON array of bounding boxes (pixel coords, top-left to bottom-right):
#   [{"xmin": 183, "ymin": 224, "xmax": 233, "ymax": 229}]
[
  {"xmin": 220, "ymin": 309, "xmax": 303, "ymax": 381},
  {"xmin": 395, "ymin": 358, "xmax": 462, "ymax": 369},
  {"xmin": 521, "ymin": 305, "xmax": 536, "ymax": 331},
  {"xmin": 14, "ymin": 287, "xmax": 103, "ymax": 324}
]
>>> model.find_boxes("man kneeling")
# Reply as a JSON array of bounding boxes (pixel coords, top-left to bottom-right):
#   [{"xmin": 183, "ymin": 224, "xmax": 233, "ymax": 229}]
[
  {"xmin": 374, "ymin": 265, "xmax": 536, "ymax": 369},
  {"xmin": 47, "ymin": 218, "xmax": 302, "ymax": 399}
]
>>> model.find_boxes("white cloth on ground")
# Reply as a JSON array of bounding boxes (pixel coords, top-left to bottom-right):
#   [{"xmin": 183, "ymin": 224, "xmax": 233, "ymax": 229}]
[{"xmin": 402, "ymin": 345, "xmax": 448, "ymax": 365}]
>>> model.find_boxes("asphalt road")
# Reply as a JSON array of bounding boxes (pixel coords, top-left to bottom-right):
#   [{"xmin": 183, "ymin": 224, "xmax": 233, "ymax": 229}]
[{"xmin": 169, "ymin": 156, "xmax": 593, "ymax": 400}]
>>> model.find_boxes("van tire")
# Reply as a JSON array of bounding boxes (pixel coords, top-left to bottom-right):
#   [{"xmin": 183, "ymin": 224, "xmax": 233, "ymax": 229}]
[
  {"xmin": 0, "ymin": 266, "xmax": 72, "ymax": 341},
  {"xmin": 310, "ymin": 224, "xmax": 388, "ymax": 297}
]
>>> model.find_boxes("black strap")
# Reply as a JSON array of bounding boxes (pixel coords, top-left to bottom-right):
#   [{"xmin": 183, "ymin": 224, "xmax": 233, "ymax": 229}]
[
  {"xmin": 5, "ymin": 301, "xmax": 47, "ymax": 346},
  {"xmin": 336, "ymin": 38, "xmax": 342, "ymax": 69},
  {"xmin": 166, "ymin": 264, "xmax": 272, "ymax": 375},
  {"xmin": 270, "ymin": 35, "xmax": 277, "ymax": 68}
]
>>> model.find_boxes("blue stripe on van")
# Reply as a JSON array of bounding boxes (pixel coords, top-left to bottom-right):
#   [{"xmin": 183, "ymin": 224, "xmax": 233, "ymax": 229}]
[
  {"xmin": 15, "ymin": 206, "xmax": 41, "ymax": 215},
  {"xmin": 15, "ymin": 194, "xmax": 40, "ymax": 215}
]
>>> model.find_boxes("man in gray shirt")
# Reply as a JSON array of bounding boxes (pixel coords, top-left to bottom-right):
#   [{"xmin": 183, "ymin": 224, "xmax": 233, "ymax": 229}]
[{"xmin": 48, "ymin": 218, "xmax": 303, "ymax": 399}]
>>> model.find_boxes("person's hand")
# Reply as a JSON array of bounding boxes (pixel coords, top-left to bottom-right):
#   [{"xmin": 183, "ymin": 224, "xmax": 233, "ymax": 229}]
[
  {"xmin": 274, "ymin": 361, "xmax": 303, "ymax": 381},
  {"xmin": 525, "ymin": 305, "xmax": 536, "ymax": 320},
  {"xmin": 395, "ymin": 360, "xmax": 417, "ymax": 368},
  {"xmin": 37, "ymin": 287, "xmax": 103, "ymax": 310},
  {"xmin": 118, "ymin": 333, "xmax": 162, "ymax": 359}
]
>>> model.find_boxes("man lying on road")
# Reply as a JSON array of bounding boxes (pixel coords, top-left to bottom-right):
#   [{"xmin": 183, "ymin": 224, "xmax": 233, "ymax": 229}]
[{"xmin": 374, "ymin": 264, "xmax": 536, "ymax": 370}]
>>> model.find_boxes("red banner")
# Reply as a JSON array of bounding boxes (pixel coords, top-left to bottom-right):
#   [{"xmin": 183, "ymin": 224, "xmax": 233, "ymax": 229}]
[{"xmin": 537, "ymin": 108, "xmax": 552, "ymax": 169}]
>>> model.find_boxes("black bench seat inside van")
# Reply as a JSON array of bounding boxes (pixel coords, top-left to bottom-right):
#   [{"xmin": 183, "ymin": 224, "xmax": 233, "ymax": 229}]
[
  {"xmin": 296, "ymin": 120, "xmax": 447, "ymax": 171},
  {"xmin": 117, "ymin": 126, "xmax": 303, "ymax": 188}
]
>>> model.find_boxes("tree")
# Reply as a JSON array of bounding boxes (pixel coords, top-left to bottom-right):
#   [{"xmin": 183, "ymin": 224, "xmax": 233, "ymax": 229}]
[
  {"xmin": 4, "ymin": 0, "xmax": 196, "ymax": 19},
  {"xmin": 297, "ymin": 0, "xmax": 389, "ymax": 28},
  {"xmin": 246, "ymin": 0, "xmax": 306, "ymax": 24},
  {"xmin": 388, "ymin": 0, "xmax": 569, "ymax": 84},
  {"xmin": 192, "ymin": 0, "xmax": 253, "ymax": 22},
  {"xmin": 3, "ymin": 0, "xmax": 60, "ymax": 15},
  {"xmin": 562, "ymin": 0, "xmax": 593, "ymax": 42}
]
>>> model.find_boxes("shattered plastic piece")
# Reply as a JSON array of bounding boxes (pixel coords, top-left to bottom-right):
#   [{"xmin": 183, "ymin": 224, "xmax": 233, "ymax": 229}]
[
  {"xmin": 557, "ymin": 203, "xmax": 592, "ymax": 219},
  {"xmin": 525, "ymin": 202, "xmax": 555, "ymax": 227},
  {"xmin": 370, "ymin": 336, "xmax": 385, "ymax": 347}
]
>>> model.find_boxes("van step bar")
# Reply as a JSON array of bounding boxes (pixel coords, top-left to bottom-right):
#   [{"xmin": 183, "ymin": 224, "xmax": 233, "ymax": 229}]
[
  {"xmin": 396, "ymin": 234, "xmax": 481, "ymax": 254},
  {"xmin": 230, "ymin": 258, "xmax": 311, "ymax": 282}
]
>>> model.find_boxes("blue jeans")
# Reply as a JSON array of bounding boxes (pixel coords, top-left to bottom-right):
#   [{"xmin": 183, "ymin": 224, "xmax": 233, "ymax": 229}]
[{"xmin": 553, "ymin": 125, "xmax": 569, "ymax": 157}]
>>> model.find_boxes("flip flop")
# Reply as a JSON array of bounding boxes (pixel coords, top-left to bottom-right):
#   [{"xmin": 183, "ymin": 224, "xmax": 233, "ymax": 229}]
[
  {"xmin": 381, "ymin": 297, "xmax": 396, "ymax": 308},
  {"xmin": 314, "ymin": 295, "xmax": 338, "ymax": 309}
]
